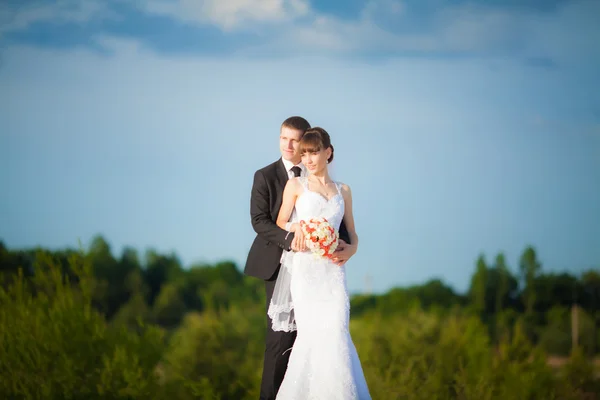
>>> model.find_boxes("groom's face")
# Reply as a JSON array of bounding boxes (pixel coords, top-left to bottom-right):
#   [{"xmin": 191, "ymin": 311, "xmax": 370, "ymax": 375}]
[{"xmin": 280, "ymin": 126, "xmax": 304, "ymax": 164}]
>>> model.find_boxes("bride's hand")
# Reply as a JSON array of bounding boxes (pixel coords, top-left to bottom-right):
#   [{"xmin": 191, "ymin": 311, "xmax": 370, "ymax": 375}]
[{"xmin": 291, "ymin": 223, "xmax": 306, "ymax": 252}]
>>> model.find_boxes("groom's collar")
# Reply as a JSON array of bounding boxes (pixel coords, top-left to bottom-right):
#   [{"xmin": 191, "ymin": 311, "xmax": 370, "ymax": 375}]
[{"xmin": 281, "ymin": 158, "xmax": 304, "ymax": 174}]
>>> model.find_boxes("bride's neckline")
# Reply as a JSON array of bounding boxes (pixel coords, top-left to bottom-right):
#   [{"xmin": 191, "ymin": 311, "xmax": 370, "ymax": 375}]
[{"xmin": 300, "ymin": 177, "xmax": 341, "ymax": 203}]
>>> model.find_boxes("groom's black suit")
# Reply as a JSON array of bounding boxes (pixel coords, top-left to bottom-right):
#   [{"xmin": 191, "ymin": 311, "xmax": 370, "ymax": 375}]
[{"xmin": 245, "ymin": 158, "xmax": 350, "ymax": 400}]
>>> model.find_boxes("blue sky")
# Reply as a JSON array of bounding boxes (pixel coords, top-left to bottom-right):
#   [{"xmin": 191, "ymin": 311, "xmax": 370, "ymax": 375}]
[{"xmin": 1, "ymin": 0, "xmax": 599, "ymax": 295}]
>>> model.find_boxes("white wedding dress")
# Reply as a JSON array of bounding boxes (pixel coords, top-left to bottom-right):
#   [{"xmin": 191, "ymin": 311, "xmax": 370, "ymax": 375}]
[{"xmin": 268, "ymin": 177, "xmax": 371, "ymax": 400}]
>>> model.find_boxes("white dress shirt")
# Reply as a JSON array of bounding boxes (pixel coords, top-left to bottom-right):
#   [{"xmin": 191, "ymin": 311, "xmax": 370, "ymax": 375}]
[
  {"xmin": 280, "ymin": 159, "xmax": 305, "ymax": 254},
  {"xmin": 281, "ymin": 158, "xmax": 306, "ymax": 180}
]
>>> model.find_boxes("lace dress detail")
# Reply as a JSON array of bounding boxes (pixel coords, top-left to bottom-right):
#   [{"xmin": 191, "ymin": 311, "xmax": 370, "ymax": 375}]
[{"xmin": 269, "ymin": 177, "xmax": 371, "ymax": 400}]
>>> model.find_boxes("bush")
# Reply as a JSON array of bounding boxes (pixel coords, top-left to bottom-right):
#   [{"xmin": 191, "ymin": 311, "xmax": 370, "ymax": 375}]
[
  {"xmin": 350, "ymin": 308, "xmax": 563, "ymax": 400},
  {"xmin": 1, "ymin": 250, "xmax": 598, "ymax": 399},
  {"xmin": 159, "ymin": 305, "xmax": 266, "ymax": 400},
  {"xmin": 0, "ymin": 251, "xmax": 166, "ymax": 399},
  {"xmin": 558, "ymin": 346, "xmax": 600, "ymax": 399}
]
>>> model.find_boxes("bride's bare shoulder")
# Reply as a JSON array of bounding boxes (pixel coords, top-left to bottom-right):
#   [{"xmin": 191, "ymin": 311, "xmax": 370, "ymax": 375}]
[
  {"xmin": 285, "ymin": 177, "xmax": 304, "ymax": 193},
  {"xmin": 337, "ymin": 182, "xmax": 352, "ymax": 196}
]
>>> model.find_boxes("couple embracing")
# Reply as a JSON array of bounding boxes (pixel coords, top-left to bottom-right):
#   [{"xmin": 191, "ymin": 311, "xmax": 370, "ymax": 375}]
[{"xmin": 244, "ymin": 116, "xmax": 371, "ymax": 400}]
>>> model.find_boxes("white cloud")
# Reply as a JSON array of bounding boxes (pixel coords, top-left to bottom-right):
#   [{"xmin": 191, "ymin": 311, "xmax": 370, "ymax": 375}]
[
  {"xmin": 143, "ymin": 0, "xmax": 310, "ymax": 30},
  {"xmin": 1, "ymin": 0, "xmax": 599, "ymax": 69},
  {"xmin": 242, "ymin": 0, "xmax": 599, "ymax": 67},
  {"xmin": 283, "ymin": 5, "xmax": 516, "ymax": 54},
  {"xmin": 132, "ymin": 0, "xmax": 529, "ymax": 55},
  {"xmin": 361, "ymin": 0, "xmax": 404, "ymax": 20},
  {"xmin": 0, "ymin": 0, "xmax": 116, "ymax": 33},
  {"xmin": 432, "ymin": 5, "xmax": 524, "ymax": 53}
]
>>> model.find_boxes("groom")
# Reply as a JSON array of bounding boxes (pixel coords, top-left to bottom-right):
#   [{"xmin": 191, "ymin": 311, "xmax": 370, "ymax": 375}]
[{"xmin": 244, "ymin": 116, "xmax": 355, "ymax": 400}]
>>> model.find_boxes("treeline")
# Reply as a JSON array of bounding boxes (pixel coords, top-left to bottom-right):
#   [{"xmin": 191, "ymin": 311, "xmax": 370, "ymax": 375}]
[
  {"xmin": 0, "ymin": 235, "xmax": 599, "ymax": 399},
  {"xmin": 1, "ymin": 236, "xmax": 264, "ymax": 329},
  {"xmin": 1, "ymin": 236, "xmax": 599, "ymax": 355},
  {"xmin": 353, "ymin": 249, "xmax": 600, "ymax": 356}
]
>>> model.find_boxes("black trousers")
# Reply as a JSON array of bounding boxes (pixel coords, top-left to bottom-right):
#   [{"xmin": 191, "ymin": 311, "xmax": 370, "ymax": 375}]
[{"xmin": 259, "ymin": 272, "xmax": 297, "ymax": 400}]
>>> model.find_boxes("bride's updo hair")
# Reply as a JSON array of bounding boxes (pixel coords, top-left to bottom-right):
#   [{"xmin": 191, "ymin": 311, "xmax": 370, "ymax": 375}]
[{"xmin": 299, "ymin": 127, "xmax": 334, "ymax": 163}]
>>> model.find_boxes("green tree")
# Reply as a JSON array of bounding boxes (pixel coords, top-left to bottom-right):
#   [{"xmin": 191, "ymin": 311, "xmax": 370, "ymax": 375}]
[
  {"xmin": 494, "ymin": 253, "xmax": 510, "ymax": 314},
  {"xmin": 519, "ymin": 246, "xmax": 542, "ymax": 316},
  {"xmin": 153, "ymin": 282, "xmax": 187, "ymax": 328},
  {"xmin": 469, "ymin": 254, "xmax": 488, "ymax": 315},
  {"xmin": 0, "ymin": 250, "xmax": 166, "ymax": 399},
  {"xmin": 581, "ymin": 270, "xmax": 600, "ymax": 354},
  {"xmin": 161, "ymin": 307, "xmax": 265, "ymax": 399},
  {"xmin": 535, "ymin": 272, "xmax": 580, "ymax": 310},
  {"xmin": 143, "ymin": 249, "xmax": 183, "ymax": 306},
  {"xmin": 87, "ymin": 235, "xmax": 123, "ymax": 317}
]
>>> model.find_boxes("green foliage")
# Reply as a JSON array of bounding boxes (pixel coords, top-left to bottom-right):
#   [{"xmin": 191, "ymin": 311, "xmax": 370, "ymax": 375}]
[
  {"xmin": 143, "ymin": 249, "xmax": 184, "ymax": 306},
  {"xmin": 520, "ymin": 246, "xmax": 542, "ymax": 315},
  {"xmin": 0, "ymin": 251, "xmax": 165, "ymax": 399},
  {"xmin": 494, "ymin": 253, "xmax": 510, "ymax": 314},
  {"xmin": 539, "ymin": 306, "xmax": 573, "ymax": 356},
  {"xmin": 160, "ymin": 305, "xmax": 266, "ymax": 399},
  {"xmin": 559, "ymin": 346, "xmax": 600, "ymax": 398},
  {"xmin": 350, "ymin": 308, "xmax": 571, "ymax": 400},
  {"xmin": 469, "ymin": 254, "xmax": 489, "ymax": 315},
  {"xmin": 153, "ymin": 282, "xmax": 187, "ymax": 328},
  {"xmin": 0, "ymin": 238, "xmax": 599, "ymax": 399},
  {"xmin": 366, "ymin": 278, "xmax": 465, "ymax": 317}
]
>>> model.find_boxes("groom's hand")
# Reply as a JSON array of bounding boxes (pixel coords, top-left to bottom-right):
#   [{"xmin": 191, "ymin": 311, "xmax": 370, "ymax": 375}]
[
  {"xmin": 291, "ymin": 224, "xmax": 306, "ymax": 252},
  {"xmin": 332, "ymin": 239, "xmax": 356, "ymax": 266}
]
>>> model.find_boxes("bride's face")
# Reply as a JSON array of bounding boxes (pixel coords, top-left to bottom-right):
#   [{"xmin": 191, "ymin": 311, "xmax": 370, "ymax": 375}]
[{"xmin": 301, "ymin": 147, "xmax": 331, "ymax": 174}]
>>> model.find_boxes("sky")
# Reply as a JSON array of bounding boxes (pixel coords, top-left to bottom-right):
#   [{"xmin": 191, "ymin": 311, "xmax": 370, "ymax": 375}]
[{"xmin": 1, "ymin": 0, "xmax": 599, "ymax": 295}]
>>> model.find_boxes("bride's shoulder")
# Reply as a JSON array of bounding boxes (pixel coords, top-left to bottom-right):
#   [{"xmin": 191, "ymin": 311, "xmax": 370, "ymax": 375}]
[
  {"xmin": 335, "ymin": 181, "xmax": 352, "ymax": 195},
  {"xmin": 285, "ymin": 177, "xmax": 304, "ymax": 192}
]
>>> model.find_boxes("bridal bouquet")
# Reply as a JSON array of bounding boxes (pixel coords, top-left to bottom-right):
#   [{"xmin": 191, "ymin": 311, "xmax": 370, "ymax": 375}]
[{"xmin": 300, "ymin": 217, "xmax": 339, "ymax": 259}]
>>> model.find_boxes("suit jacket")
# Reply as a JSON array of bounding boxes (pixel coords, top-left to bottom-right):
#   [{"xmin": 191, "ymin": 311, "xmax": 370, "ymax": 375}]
[{"xmin": 244, "ymin": 158, "xmax": 350, "ymax": 281}]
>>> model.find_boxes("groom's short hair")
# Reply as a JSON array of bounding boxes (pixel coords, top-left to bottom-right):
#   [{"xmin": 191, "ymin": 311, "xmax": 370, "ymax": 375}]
[{"xmin": 281, "ymin": 116, "xmax": 311, "ymax": 133}]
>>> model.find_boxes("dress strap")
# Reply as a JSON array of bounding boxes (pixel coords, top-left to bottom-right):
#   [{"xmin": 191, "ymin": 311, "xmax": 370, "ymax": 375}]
[
  {"xmin": 334, "ymin": 181, "xmax": 342, "ymax": 195},
  {"xmin": 298, "ymin": 176, "xmax": 309, "ymax": 189}
]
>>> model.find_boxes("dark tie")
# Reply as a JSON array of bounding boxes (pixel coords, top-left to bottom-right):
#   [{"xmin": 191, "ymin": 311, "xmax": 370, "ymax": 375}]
[{"xmin": 290, "ymin": 166, "xmax": 302, "ymax": 177}]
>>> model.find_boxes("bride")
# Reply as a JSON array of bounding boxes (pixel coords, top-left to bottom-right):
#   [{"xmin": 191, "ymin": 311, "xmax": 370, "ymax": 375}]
[{"xmin": 268, "ymin": 127, "xmax": 371, "ymax": 400}]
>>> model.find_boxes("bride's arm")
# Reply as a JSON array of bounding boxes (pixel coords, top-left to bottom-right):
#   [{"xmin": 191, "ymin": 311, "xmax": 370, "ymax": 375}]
[
  {"xmin": 276, "ymin": 178, "xmax": 300, "ymax": 230},
  {"xmin": 276, "ymin": 179, "xmax": 306, "ymax": 251},
  {"xmin": 333, "ymin": 184, "xmax": 358, "ymax": 265}
]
